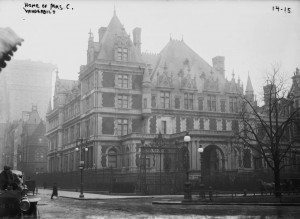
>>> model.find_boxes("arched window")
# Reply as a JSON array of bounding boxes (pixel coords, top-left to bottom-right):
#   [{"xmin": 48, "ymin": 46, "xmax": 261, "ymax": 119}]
[
  {"xmin": 108, "ymin": 148, "xmax": 117, "ymax": 168},
  {"xmin": 232, "ymin": 148, "xmax": 238, "ymax": 169}
]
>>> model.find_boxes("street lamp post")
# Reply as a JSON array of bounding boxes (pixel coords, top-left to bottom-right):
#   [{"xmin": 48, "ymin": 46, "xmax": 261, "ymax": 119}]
[
  {"xmin": 75, "ymin": 138, "xmax": 89, "ymax": 199},
  {"xmin": 183, "ymin": 132, "xmax": 192, "ymax": 201},
  {"xmin": 198, "ymin": 145, "xmax": 204, "ymax": 181},
  {"xmin": 197, "ymin": 145, "xmax": 205, "ymax": 199}
]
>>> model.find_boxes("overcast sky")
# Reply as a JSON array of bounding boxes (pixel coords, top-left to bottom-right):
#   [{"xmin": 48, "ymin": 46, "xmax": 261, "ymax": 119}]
[{"xmin": 1, "ymin": 0, "xmax": 300, "ymax": 100}]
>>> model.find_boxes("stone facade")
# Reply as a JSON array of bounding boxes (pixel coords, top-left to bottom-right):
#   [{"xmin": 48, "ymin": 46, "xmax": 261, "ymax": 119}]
[
  {"xmin": 46, "ymin": 11, "xmax": 258, "ymax": 176},
  {"xmin": 287, "ymin": 68, "xmax": 300, "ymax": 173}
]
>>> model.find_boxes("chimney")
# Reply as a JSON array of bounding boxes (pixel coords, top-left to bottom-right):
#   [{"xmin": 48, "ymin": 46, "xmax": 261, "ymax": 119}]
[
  {"xmin": 98, "ymin": 27, "xmax": 107, "ymax": 42},
  {"xmin": 212, "ymin": 56, "xmax": 225, "ymax": 77},
  {"xmin": 133, "ymin": 27, "xmax": 141, "ymax": 53}
]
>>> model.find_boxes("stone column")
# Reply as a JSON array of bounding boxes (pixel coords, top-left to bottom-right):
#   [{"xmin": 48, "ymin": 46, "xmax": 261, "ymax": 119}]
[
  {"xmin": 96, "ymin": 143, "xmax": 102, "ymax": 168},
  {"xmin": 131, "ymin": 143, "xmax": 139, "ymax": 172},
  {"xmin": 180, "ymin": 118, "xmax": 187, "ymax": 132},
  {"xmin": 217, "ymin": 119, "xmax": 222, "ymax": 131},
  {"xmin": 204, "ymin": 118, "xmax": 209, "ymax": 130}
]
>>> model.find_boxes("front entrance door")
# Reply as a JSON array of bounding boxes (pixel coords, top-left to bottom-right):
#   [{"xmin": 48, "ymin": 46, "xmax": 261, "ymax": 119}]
[{"xmin": 202, "ymin": 145, "xmax": 224, "ymax": 176}]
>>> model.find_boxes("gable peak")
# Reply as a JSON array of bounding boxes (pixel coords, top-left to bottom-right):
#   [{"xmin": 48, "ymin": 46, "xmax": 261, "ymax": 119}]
[{"xmin": 246, "ymin": 74, "xmax": 254, "ymax": 93}]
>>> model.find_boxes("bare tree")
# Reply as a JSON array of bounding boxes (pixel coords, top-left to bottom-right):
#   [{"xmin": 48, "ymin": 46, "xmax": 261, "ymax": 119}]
[{"xmin": 236, "ymin": 65, "xmax": 299, "ymax": 197}]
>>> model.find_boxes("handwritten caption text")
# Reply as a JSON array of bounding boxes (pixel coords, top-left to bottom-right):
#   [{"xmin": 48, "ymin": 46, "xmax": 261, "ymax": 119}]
[{"xmin": 23, "ymin": 3, "xmax": 74, "ymax": 14}]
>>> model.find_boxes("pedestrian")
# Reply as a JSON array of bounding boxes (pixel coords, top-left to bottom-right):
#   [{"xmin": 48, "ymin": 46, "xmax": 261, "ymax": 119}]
[
  {"xmin": 43, "ymin": 182, "xmax": 47, "ymax": 189},
  {"xmin": 208, "ymin": 186, "xmax": 213, "ymax": 201},
  {"xmin": 0, "ymin": 166, "xmax": 14, "ymax": 190},
  {"xmin": 51, "ymin": 183, "xmax": 58, "ymax": 199},
  {"xmin": 0, "ymin": 166, "xmax": 23, "ymax": 191}
]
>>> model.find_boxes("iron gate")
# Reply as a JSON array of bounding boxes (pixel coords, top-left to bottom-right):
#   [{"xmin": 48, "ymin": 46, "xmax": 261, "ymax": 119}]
[{"xmin": 137, "ymin": 133, "xmax": 188, "ymax": 195}]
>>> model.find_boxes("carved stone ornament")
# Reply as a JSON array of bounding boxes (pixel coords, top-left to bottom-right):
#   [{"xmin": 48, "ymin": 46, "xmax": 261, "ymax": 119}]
[
  {"xmin": 204, "ymin": 76, "xmax": 219, "ymax": 91},
  {"xmin": 115, "ymin": 35, "xmax": 131, "ymax": 47},
  {"xmin": 181, "ymin": 75, "xmax": 196, "ymax": 90},
  {"xmin": 157, "ymin": 71, "xmax": 173, "ymax": 88}
]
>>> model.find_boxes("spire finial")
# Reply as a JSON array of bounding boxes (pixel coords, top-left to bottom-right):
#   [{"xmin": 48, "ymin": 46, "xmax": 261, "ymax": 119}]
[
  {"xmin": 89, "ymin": 29, "xmax": 93, "ymax": 38},
  {"xmin": 169, "ymin": 33, "xmax": 172, "ymax": 41},
  {"xmin": 181, "ymin": 35, "xmax": 183, "ymax": 41},
  {"xmin": 246, "ymin": 73, "xmax": 254, "ymax": 92},
  {"xmin": 114, "ymin": 5, "xmax": 116, "ymax": 16},
  {"xmin": 232, "ymin": 69, "xmax": 235, "ymax": 79}
]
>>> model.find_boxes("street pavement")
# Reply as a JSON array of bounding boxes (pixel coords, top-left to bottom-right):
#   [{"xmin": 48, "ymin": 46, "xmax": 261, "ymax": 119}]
[
  {"xmin": 35, "ymin": 188, "xmax": 300, "ymax": 218},
  {"xmin": 38, "ymin": 188, "xmax": 183, "ymax": 200}
]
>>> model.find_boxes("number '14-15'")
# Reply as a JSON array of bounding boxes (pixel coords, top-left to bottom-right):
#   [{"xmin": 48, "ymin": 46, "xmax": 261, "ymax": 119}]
[{"xmin": 273, "ymin": 6, "xmax": 291, "ymax": 13}]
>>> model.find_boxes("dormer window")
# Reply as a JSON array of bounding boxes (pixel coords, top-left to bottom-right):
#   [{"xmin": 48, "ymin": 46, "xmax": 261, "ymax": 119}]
[{"xmin": 117, "ymin": 47, "xmax": 128, "ymax": 61}]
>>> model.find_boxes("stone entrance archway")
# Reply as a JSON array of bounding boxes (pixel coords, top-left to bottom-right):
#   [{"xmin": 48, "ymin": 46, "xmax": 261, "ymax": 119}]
[{"xmin": 202, "ymin": 145, "xmax": 225, "ymax": 176}]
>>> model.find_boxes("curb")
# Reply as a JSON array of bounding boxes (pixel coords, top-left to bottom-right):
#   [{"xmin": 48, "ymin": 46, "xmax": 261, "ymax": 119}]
[
  {"xmin": 152, "ymin": 201, "xmax": 300, "ymax": 206},
  {"xmin": 59, "ymin": 195, "xmax": 157, "ymax": 201},
  {"xmin": 60, "ymin": 196, "xmax": 108, "ymax": 201}
]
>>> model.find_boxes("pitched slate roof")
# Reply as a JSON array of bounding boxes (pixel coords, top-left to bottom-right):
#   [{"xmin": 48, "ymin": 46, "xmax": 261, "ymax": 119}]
[
  {"xmin": 142, "ymin": 52, "xmax": 159, "ymax": 67},
  {"xmin": 96, "ymin": 13, "xmax": 142, "ymax": 63},
  {"xmin": 55, "ymin": 78, "xmax": 78, "ymax": 95},
  {"xmin": 154, "ymin": 39, "xmax": 214, "ymax": 78},
  {"xmin": 148, "ymin": 38, "xmax": 220, "ymax": 91}
]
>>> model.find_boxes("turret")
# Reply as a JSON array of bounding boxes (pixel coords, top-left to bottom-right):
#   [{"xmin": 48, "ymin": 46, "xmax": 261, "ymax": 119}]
[
  {"xmin": 245, "ymin": 74, "xmax": 254, "ymax": 102},
  {"xmin": 133, "ymin": 27, "xmax": 141, "ymax": 54},
  {"xmin": 212, "ymin": 56, "xmax": 225, "ymax": 77},
  {"xmin": 87, "ymin": 29, "xmax": 94, "ymax": 64}
]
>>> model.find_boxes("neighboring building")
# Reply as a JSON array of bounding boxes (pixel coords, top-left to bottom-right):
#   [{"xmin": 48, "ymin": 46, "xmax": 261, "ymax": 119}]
[
  {"xmin": 2, "ymin": 107, "xmax": 48, "ymax": 177},
  {"xmin": 46, "ymin": 11, "xmax": 253, "ymax": 178},
  {"xmin": 0, "ymin": 59, "xmax": 55, "ymax": 170},
  {"xmin": 2, "ymin": 122, "xmax": 18, "ymax": 169},
  {"xmin": 0, "ymin": 123, "xmax": 7, "ymax": 169},
  {"xmin": 288, "ymin": 68, "xmax": 300, "ymax": 173},
  {"xmin": 0, "ymin": 59, "xmax": 55, "ymax": 122}
]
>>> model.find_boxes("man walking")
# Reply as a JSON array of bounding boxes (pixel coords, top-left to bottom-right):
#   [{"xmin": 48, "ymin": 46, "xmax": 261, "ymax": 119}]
[{"xmin": 51, "ymin": 183, "xmax": 58, "ymax": 199}]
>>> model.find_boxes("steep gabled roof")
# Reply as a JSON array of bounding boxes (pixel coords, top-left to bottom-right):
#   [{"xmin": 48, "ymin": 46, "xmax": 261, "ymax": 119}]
[
  {"xmin": 150, "ymin": 39, "xmax": 217, "ymax": 90},
  {"xmin": 96, "ymin": 13, "xmax": 142, "ymax": 62},
  {"xmin": 157, "ymin": 39, "xmax": 213, "ymax": 75}
]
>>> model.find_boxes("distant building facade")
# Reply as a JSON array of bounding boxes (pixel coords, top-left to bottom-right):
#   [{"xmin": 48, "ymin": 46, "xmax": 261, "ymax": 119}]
[
  {"xmin": 2, "ymin": 122, "xmax": 18, "ymax": 169},
  {"xmin": 288, "ymin": 68, "xmax": 300, "ymax": 173},
  {"xmin": 0, "ymin": 59, "xmax": 55, "ymax": 122},
  {"xmin": 46, "ymin": 11, "xmax": 255, "ymax": 178},
  {"xmin": 2, "ymin": 107, "xmax": 48, "ymax": 177},
  {"xmin": 0, "ymin": 59, "xmax": 55, "ymax": 170}
]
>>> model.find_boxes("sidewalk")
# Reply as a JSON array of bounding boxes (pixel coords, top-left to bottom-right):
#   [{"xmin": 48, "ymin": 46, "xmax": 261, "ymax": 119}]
[
  {"xmin": 152, "ymin": 200, "xmax": 300, "ymax": 206},
  {"xmin": 37, "ymin": 189, "xmax": 300, "ymax": 206},
  {"xmin": 37, "ymin": 188, "xmax": 182, "ymax": 200}
]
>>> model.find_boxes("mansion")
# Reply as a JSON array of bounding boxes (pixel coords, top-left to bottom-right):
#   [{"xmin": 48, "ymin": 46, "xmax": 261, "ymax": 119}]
[{"xmin": 45, "ymin": 11, "xmax": 299, "ymax": 181}]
